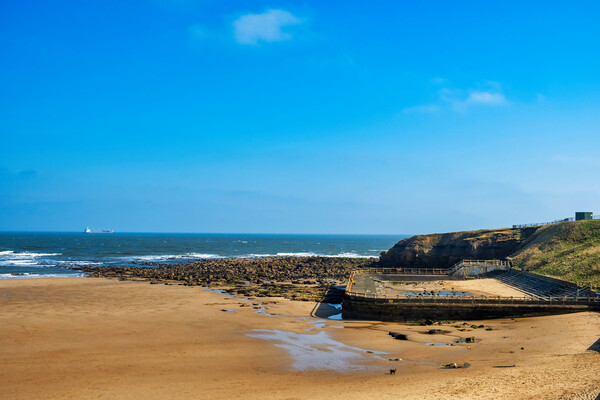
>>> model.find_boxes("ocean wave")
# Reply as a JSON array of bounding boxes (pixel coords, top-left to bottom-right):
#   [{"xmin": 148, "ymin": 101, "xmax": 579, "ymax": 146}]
[
  {"xmin": 245, "ymin": 252, "xmax": 375, "ymax": 258},
  {"xmin": 2, "ymin": 259, "xmax": 43, "ymax": 266},
  {"xmin": 0, "ymin": 272, "xmax": 86, "ymax": 279},
  {"xmin": 56, "ymin": 260, "xmax": 103, "ymax": 266},
  {"xmin": 275, "ymin": 252, "xmax": 318, "ymax": 257},
  {"xmin": 0, "ymin": 251, "xmax": 62, "ymax": 257},
  {"xmin": 326, "ymin": 252, "xmax": 376, "ymax": 259},
  {"xmin": 131, "ymin": 253, "xmax": 223, "ymax": 262},
  {"xmin": 0, "ymin": 249, "xmax": 376, "ymax": 269},
  {"xmin": 0, "ymin": 250, "xmax": 63, "ymax": 268}
]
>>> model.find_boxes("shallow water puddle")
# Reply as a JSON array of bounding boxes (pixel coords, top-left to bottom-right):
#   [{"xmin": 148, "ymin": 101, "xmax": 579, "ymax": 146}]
[
  {"xmin": 326, "ymin": 303, "xmax": 343, "ymax": 320},
  {"xmin": 202, "ymin": 288, "xmax": 253, "ymax": 302},
  {"xmin": 202, "ymin": 288, "xmax": 226, "ymax": 295},
  {"xmin": 304, "ymin": 322, "xmax": 327, "ymax": 331},
  {"xmin": 402, "ymin": 291, "xmax": 473, "ymax": 297},
  {"xmin": 247, "ymin": 329, "xmax": 386, "ymax": 371},
  {"xmin": 255, "ymin": 306, "xmax": 277, "ymax": 316}
]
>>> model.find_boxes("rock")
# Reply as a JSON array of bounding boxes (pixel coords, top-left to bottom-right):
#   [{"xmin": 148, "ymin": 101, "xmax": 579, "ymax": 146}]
[
  {"xmin": 389, "ymin": 331, "xmax": 408, "ymax": 339},
  {"xmin": 82, "ymin": 256, "xmax": 376, "ymax": 287},
  {"xmin": 379, "ymin": 228, "xmax": 535, "ymax": 268},
  {"xmin": 428, "ymin": 329, "xmax": 443, "ymax": 334}
]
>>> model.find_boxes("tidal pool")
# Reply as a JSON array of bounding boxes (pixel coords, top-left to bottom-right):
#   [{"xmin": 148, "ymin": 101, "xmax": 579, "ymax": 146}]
[
  {"xmin": 247, "ymin": 329, "xmax": 386, "ymax": 371},
  {"xmin": 402, "ymin": 291, "xmax": 473, "ymax": 297}
]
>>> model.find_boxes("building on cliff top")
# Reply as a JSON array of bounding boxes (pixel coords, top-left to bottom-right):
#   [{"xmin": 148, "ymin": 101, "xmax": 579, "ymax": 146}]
[{"xmin": 575, "ymin": 212, "xmax": 593, "ymax": 221}]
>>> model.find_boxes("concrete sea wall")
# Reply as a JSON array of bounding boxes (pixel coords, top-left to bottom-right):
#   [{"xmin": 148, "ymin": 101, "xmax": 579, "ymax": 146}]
[{"xmin": 342, "ymin": 295, "xmax": 600, "ymax": 322}]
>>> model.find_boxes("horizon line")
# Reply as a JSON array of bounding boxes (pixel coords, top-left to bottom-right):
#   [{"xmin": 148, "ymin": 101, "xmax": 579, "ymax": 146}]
[{"xmin": 0, "ymin": 230, "xmax": 412, "ymax": 236}]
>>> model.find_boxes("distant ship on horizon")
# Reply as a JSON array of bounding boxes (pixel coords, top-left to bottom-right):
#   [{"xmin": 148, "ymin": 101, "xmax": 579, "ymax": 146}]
[{"xmin": 84, "ymin": 227, "xmax": 115, "ymax": 234}]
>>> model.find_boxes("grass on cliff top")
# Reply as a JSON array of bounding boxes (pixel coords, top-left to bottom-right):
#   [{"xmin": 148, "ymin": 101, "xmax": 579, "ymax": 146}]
[{"xmin": 511, "ymin": 220, "xmax": 600, "ymax": 287}]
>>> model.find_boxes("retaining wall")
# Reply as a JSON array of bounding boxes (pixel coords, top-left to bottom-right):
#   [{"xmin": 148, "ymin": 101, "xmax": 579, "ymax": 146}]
[{"xmin": 342, "ymin": 295, "xmax": 600, "ymax": 321}]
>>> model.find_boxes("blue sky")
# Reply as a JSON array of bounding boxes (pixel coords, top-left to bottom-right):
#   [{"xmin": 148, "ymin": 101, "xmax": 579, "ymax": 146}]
[{"xmin": 1, "ymin": 0, "xmax": 599, "ymax": 234}]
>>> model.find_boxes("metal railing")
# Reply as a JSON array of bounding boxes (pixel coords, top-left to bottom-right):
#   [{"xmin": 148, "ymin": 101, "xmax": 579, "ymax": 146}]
[
  {"xmin": 344, "ymin": 267, "xmax": 599, "ymax": 306},
  {"xmin": 354, "ymin": 267, "xmax": 448, "ymax": 275},
  {"xmin": 344, "ymin": 292, "xmax": 600, "ymax": 306},
  {"xmin": 512, "ymin": 217, "xmax": 573, "ymax": 229}
]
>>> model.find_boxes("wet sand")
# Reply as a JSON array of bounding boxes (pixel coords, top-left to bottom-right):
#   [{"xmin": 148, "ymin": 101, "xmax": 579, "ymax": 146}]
[{"xmin": 1, "ymin": 278, "xmax": 599, "ymax": 399}]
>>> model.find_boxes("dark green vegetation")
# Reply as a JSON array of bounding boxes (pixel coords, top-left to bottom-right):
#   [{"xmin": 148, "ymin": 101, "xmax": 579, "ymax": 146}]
[
  {"xmin": 380, "ymin": 220, "xmax": 600, "ymax": 287},
  {"xmin": 511, "ymin": 220, "xmax": 600, "ymax": 286}
]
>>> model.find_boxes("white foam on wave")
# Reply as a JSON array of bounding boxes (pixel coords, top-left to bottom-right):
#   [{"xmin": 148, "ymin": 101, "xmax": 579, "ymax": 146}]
[
  {"xmin": 26, "ymin": 252, "xmax": 61, "ymax": 257},
  {"xmin": 4, "ymin": 259, "xmax": 40, "ymax": 266},
  {"xmin": 57, "ymin": 260, "xmax": 103, "ymax": 266},
  {"xmin": 0, "ymin": 272, "xmax": 86, "ymax": 279},
  {"xmin": 186, "ymin": 252, "xmax": 223, "ymax": 258},
  {"xmin": 245, "ymin": 252, "xmax": 375, "ymax": 259},
  {"xmin": 327, "ymin": 252, "xmax": 375, "ymax": 259},
  {"xmin": 245, "ymin": 252, "xmax": 317, "ymax": 258},
  {"xmin": 0, "ymin": 250, "xmax": 63, "ymax": 268},
  {"xmin": 0, "ymin": 251, "xmax": 61, "ymax": 258},
  {"xmin": 276, "ymin": 252, "xmax": 317, "ymax": 257},
  {"xmin": 133, "ymin": 253, "xmax": 223, "ymax": 262}
]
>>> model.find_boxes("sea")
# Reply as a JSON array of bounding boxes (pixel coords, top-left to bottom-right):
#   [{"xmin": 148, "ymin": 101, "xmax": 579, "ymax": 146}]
[{"xmin": 0, "ymin": 232, "xmax": 407, "ymax": 279}]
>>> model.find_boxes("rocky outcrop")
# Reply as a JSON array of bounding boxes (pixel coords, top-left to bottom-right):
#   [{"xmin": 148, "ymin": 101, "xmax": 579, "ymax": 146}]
[
  {"xmin": 82, "ymin": 256, "xmax": 376, "ymax": 303},
  {"xmin": 379, "ymin": 227, "xmax": 539, "ymax": 269},
  {"xmin": 82, "ymin": 256, "xmax": 376, "ymax": 287}
]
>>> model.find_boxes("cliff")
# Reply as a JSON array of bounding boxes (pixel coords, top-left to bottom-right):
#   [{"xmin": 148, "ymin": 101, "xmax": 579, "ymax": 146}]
[
  {"xmin": 379, "ymin": 227, "xmax": 537, "ymax": 269},
  {"xmin": 379, "ymin": 220, "xmax": 600, "ymax": 286}
]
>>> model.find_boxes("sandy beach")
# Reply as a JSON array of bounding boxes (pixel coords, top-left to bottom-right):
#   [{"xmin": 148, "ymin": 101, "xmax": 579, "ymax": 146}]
[{"xmin": 1, "ymin": 277, "xmax": 599, "ymax": 400}]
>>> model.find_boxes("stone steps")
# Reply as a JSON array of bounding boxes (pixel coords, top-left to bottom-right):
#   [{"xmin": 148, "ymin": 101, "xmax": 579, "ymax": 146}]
[{"xmin": 490, "ymin": 270, "xmax": 585, "ymax": 299}]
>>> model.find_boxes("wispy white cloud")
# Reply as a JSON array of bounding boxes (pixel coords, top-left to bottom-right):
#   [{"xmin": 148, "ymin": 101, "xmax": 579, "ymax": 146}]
[
  {"xmin": 233, "ymin": 9, "xmax": 302, "ymax": 45},
  {"xmin": 441, "ymin": 86, "xmax": 507, "ymax": 111},
  {"xmin": 449, "ymin": 90, "xmax": 507, "ymax": 112},
  {"xmin": 465, "ymin": 91, "xmax": 506, "ymax": 105},
  {"xmin": 403, "ymin": 81, "xmax": 508, "ymax": 114}
]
